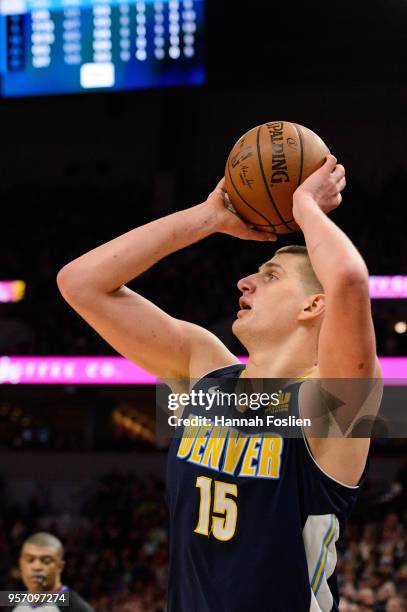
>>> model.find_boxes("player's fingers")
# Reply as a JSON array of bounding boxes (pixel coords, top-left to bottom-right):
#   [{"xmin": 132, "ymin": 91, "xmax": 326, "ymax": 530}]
[
  {"xmin": 337, "ymin": 177, "xmax": 346, "ymax": 192},
  {"xmin": 333, "ymin": 164, "xmax": 345, "ymax": 181},
  {"xmin": 324, "ymin": 193, "xmax": 342, "ymax": 211},
  {"xmin": 216, "ymin": 177, "xmax": 226, "ymax": 192},
  {"xmin": 324, "ymin": 154, "xmax": 337, "ymax": 173}
]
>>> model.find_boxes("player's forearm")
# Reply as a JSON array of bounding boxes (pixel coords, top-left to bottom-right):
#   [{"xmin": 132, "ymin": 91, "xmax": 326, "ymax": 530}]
[
  {"xmin": 293, "ymin": 197, "xmax": 369, "ymax": 292},
  {"xmin": 58, "ymin": 202, "xmax": 218, "ymax": 295}
]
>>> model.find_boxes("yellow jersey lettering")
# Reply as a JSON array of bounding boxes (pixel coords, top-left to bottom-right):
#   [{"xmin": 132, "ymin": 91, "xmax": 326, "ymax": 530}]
[
  {"xmin": 189, "ymin": 424, "xmax": 213, "ymax": 465},
  {"xmin": 200, "ymin": 426, "xmax": 228, "ymax": 471},
  {"xmin": 257, "ymin": 435, "xmax": 283, "ymax": 479},
  {"xmin": 239, "ymin": 435, "xmax": 262, "ymax": 477},
  {"xmin": 177, "ymin": 422, "xmax": 200, "ymax": 459},
  {"xmin": 222, "ymin": 429, "xmax": 248, "ymax": 475}
]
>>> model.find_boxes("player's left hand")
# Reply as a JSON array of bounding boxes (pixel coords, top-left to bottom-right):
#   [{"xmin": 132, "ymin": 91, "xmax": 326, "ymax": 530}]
[
  {"xmin": 293, "ymin": 155, "xmax": 346, "ymax": 214},
  {"xmin": 207, "ymin": 178, "xmax": 277, "ymax": 241}
]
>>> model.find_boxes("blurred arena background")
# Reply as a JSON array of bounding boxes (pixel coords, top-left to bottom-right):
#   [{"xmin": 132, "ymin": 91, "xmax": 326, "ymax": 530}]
[{"xmin": 1, "ymin": 0, "xmax": 407, "ymax": 610}]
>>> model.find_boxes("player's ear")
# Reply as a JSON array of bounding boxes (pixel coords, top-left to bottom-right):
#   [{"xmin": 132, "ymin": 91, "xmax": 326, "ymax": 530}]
[{"xmin": 298, "ymin": 294, "xmax": 325, "ymax": 321}]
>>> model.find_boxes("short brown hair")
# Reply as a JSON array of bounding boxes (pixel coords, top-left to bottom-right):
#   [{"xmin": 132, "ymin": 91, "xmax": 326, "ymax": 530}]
[{"xmin": 274, "ymin": 245, "xmax": 324, "ymax": 294}]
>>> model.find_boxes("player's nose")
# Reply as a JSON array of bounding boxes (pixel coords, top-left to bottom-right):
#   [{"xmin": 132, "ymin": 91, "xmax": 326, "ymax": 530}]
[{"xmin": 237, "ymin": 275, "xmax": 256, "ymax": 293}]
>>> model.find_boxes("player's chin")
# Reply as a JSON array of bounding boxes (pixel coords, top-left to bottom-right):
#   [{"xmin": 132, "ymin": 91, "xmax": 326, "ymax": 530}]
[{"xmin": 232, "ymin": 315, "xmax": 249, "ymax": 333}]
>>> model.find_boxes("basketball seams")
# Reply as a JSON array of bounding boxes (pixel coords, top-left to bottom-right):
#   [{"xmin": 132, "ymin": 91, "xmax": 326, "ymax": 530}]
[
  {"xmin": 256, "ymin": 125, "xmax": 293, "ymax": 233},
  {"xmin": 252, "ymin": 220, "xmax": 295, "ymax": 228},
  {"xmin": 226, "ymin": 121, "xmax": 326, "ymax": 235},
  {"xmin": 293, "ymin": 123, "xmax": 304, "ymax": 188}
]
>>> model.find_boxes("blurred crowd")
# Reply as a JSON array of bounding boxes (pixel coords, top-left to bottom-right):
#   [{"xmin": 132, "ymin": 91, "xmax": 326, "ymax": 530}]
[
  {"xmin": 0, "ymin": 472, "xmax": 168, "ymax": 611},
  {"xmin": 0, "ymin": 173, "xmax": 406, "ymax": 357},
  {"xmin": 0, "ymin": 469, "xmax": 405, "ymax": 611},
  {"xmin": 338, "ymin": 513, "xmax": 407, "ymax": 611}
]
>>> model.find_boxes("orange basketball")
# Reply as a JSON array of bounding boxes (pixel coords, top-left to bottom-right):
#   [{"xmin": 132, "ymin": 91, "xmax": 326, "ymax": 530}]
[{"xmin": 224, "ymin": 121, "xmax": 330, "ymax": 234}]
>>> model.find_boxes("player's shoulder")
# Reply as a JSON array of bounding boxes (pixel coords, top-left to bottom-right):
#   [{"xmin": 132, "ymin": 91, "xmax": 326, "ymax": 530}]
[
  {"xmin": 68, "ymin": 590, "xmax": 94, "ymax": 612},
  {"xmin": 187, "ymin": 323, "xmax": 240, "ymax": 380}
]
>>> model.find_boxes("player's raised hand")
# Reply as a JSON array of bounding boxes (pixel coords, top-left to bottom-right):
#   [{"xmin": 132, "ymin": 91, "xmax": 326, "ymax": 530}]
[
  {"xmin": 293, "ymin": 155, "xmax": 346, "ymax": 214},
  {"xmin": 206, "ymin": 178, "xmax": 277, "ymax": 242}
]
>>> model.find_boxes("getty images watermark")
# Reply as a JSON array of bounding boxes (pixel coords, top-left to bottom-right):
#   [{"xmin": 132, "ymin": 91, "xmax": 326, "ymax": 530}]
[
  {"xmin": 166, "ymin": 387, "xmax": 310, "ymax": 430},
  {"xmin": 155, "ymin": 377, "xmax": 407, "ymax": 439}
]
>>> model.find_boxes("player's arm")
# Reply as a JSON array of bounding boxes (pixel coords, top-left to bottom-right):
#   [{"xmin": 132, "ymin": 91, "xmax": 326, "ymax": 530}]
[
  {"xmin": 57, "ymin": 181, "xmax": 271, "ymax": 380},
  {"xmin": 293, "ymin": 156, "xmax": 381, "ymax": 486},
  {"xmin": 292, "ymin": 155, "xmax": 378, "ymax": 380}
]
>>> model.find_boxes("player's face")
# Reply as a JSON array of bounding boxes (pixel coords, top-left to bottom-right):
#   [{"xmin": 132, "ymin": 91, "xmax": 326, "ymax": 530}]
[
  {"xmin": 19, "ymin": 544, "xmax": 64, "ymax": 593},
  {"xmin": 233, "ymin": 254, "xmax": 309, "ymax": 343}
]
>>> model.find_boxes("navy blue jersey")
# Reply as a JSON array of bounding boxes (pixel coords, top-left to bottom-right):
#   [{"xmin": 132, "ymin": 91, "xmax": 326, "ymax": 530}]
[{"xmin": 166, "ymin": 364, "xmax": 367, "ymax": 612}]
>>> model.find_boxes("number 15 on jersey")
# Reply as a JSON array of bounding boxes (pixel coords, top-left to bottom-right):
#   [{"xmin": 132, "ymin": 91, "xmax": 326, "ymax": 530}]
[{"xmin": 194, "ymin": 477, "xmax": 238, "ymax": 542}]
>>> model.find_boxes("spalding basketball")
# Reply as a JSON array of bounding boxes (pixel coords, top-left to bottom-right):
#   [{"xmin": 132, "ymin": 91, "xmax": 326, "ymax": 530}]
[{"xmin": 224, "ymin": 121, "xmax": 330, "ymax": 234}]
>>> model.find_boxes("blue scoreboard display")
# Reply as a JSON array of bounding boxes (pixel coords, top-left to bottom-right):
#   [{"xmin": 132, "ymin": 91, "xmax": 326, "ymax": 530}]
[{"xmin": 0, "ymin": 0, "xmax": 204, "ymax": 97}]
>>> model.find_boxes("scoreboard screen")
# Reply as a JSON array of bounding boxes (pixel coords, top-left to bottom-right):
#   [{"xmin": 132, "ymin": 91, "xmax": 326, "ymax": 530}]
[{"xmin": 0, "ymin": 0, "xmax": 205, "ymax": 97}]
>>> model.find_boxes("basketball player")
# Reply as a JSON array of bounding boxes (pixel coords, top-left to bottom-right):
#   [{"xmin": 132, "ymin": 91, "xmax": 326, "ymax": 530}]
[
  {"xmin": 13, "ymin": 532, "xmax": 94, "ymax": 611},
  {"xmin": 57, "ymin": 155, "xmax": 381, "ymax": 611}
]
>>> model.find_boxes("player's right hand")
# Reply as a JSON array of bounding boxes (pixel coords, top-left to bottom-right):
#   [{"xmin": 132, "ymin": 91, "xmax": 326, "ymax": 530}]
[
  {"xmin": 293, "ymin": 155, "xmax": 346, "ymax": 215},
  {"xmin": 206, "ymin": 178, "xmax": 277, "ymax": 242}
]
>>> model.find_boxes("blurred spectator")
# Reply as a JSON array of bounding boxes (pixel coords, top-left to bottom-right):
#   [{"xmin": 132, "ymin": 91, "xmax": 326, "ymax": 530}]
[
  {"xmin": 358, "ymin": 587, "xmax": 375, "ymax": 610},
  {"xmin": 0, "ymin": 472, "xmax": 167, "ymax": 611},
  {"xmin": 14, "ymin": 532, "xmax": 93, "ymax": 611},
  {"xmin": 386, "ymin": 596, "xmax": 405, "ymax": 611}
]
